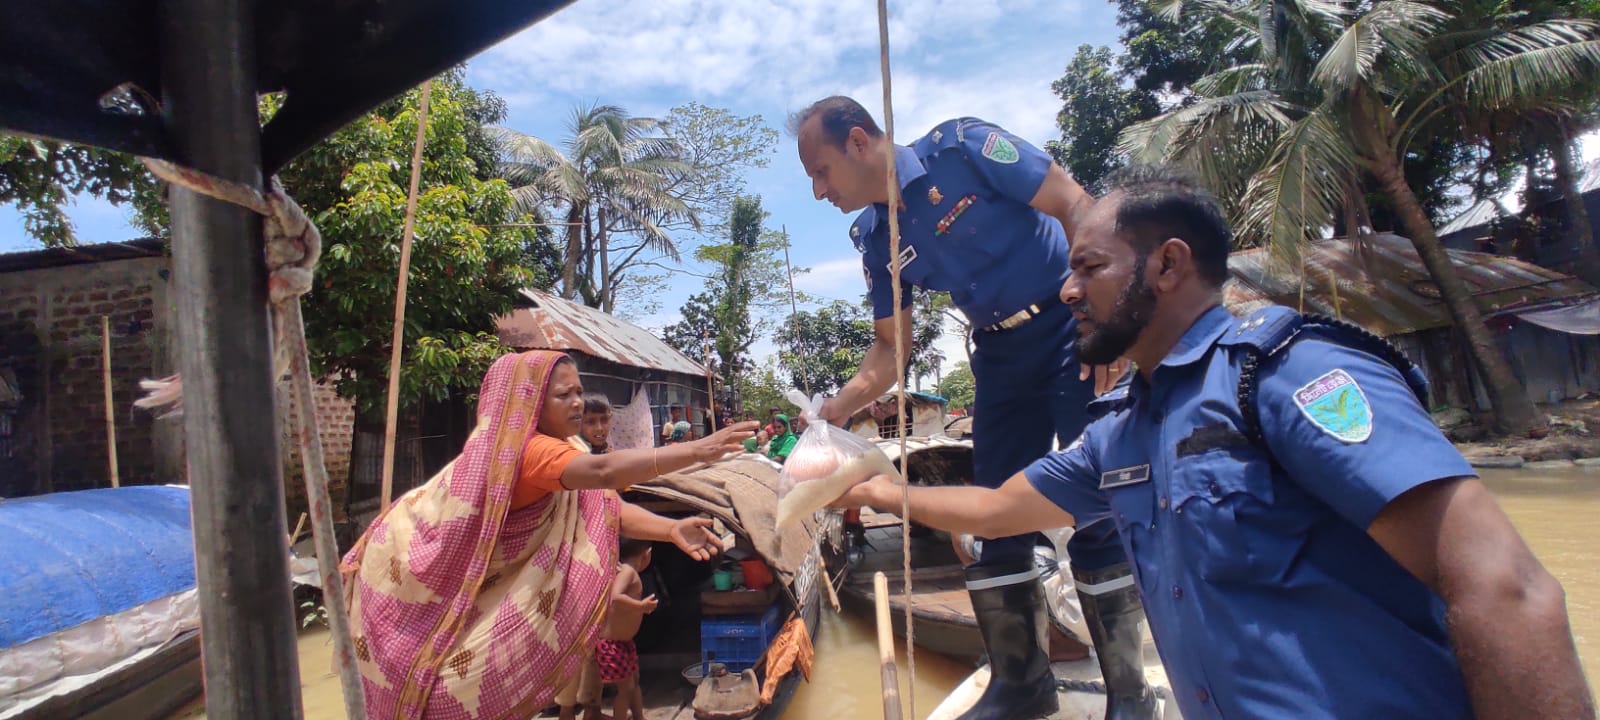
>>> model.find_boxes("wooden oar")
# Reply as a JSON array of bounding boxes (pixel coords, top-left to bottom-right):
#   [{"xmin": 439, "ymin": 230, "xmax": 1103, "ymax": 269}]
[{"xmin": 874, "ymin": 571, "xmax": 903, "ymax": 720}]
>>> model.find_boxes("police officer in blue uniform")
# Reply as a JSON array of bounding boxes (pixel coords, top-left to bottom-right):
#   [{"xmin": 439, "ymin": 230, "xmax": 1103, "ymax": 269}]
[
  {"xmin": 833, "ymin": 164, "xmax": 1594, "ymax": 719},
  {"xmin": 791, "ymin": 96, "xmax": 1150, "ymax": 720}
]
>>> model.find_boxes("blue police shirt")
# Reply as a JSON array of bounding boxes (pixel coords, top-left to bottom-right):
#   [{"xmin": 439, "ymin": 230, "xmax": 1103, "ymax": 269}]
[
  {"xmin": 1024, "ymin": 305, "xmax": 1476, "ymax": 719},
  {"xmin": 852, "ymin": 118, "xmax": 1070, "ymax": 324}
]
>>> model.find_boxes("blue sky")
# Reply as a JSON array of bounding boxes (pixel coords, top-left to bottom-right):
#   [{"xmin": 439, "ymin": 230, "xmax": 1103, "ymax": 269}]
[{"xmin": 0, "ymin": 0, "xmax": 1103, "ymax": 373}]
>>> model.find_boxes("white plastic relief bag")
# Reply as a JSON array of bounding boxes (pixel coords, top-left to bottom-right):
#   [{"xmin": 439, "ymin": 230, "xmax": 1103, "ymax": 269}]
[{"xmin": 775, "ymin": 390, "xmax": 898, "ymax": 528}]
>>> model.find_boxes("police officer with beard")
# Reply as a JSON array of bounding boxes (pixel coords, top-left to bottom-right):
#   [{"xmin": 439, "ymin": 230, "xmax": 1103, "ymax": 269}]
[
  {"xmin": 833, "ymin": 165, "xmax": 1593, "ymax": 719},
  {"xmin": 792, "ymin": 96, "xmax": 1147, "ymax": 719}
]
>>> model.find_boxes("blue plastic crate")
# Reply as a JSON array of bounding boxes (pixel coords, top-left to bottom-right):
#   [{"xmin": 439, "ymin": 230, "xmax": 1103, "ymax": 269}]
[{"xmin": 700, "ymin": 602, "xmax": 783, "ymax": 673}]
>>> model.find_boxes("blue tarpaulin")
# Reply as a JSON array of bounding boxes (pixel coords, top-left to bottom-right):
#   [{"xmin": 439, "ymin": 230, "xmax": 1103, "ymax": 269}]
[{"xmin": 0, "ymin": 486, "xmax": 194, "ymax": 649}]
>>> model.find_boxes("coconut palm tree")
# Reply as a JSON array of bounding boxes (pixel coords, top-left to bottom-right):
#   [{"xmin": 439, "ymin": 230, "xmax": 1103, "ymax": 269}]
[
  {"xmin": 1122, "ymin": 0, "xmax": 1600, "ymax": 433},
  {"xmin": 489, "ymin": 103, "xmax": 699, "ymax": 312}
]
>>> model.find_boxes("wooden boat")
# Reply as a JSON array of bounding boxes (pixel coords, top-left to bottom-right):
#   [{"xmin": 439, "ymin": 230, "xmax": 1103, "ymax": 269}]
[
  {"xmin": 593, "ymin": 454, "xmax": 825, "ymax": 720},
  {"xmin": 0, "ymin": 486, "xmax": 202, "ymax": 720}
]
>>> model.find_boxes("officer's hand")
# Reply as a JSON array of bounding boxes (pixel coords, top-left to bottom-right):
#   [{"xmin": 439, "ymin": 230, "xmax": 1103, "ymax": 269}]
[
  {"xmin": 817, "ymin": 397, "xmax": 851, "ymax": 428},
  {"xmin": 827, "ymin": 474, "xmax": 901, "ymax": 511},
  {"xmin": 1080, "ymin": 358, "xmax": 1131, "ymax": 396}
]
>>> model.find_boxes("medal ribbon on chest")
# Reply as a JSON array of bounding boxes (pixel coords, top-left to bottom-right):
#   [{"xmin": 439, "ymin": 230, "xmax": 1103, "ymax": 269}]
[{"xmin": 935, "ymin": 195, "xmax": 976, "ymax": 236}]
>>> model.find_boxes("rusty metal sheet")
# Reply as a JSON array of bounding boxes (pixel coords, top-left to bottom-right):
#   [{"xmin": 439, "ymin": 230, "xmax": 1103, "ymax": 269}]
[
  {"xmin": 1224, "ymin": 233, "xmax": 1596, "ymax": 336},
  {"xmin": 496, "ymin": 289, "xmax": 707, "ymax": 377}
]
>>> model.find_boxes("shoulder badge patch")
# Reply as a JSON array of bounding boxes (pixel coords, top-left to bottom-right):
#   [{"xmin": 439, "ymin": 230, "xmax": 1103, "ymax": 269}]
[
  {"xmin": 1293, "ymin": 368, "xmax": 1372, "ymax": 443},
  {"xmin": 981, "ymin": 132, "xmax": 1019, "ymax": 164}
]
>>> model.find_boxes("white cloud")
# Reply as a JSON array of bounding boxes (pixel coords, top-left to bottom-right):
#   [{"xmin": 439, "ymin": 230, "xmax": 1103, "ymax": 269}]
[{"xmin": 791, "ymin": 255, "xmax": 865, "ymax": 298}]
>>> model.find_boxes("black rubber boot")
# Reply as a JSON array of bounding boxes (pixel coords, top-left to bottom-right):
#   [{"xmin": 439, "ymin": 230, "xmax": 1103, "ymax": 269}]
[
  {"xmin": 956, "ymin": 560, "xmax": 1060, "ymax": 720},
  {"xmin": 1074, "ymin": 563, "xmax": 1159, "ymax": 719}
]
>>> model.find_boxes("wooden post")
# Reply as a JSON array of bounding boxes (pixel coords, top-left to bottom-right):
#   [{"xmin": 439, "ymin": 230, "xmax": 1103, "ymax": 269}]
[
  {"xmin": 159, "ymin": 0, "xmax": 304, "ymax": 714},
  {"xmin": 101, "ymin": 316, "xmax": 119, "ymax": 488},
  {"xmin": 379, "ymin": 80, "xmax": 434, "ymax": 512},
  {"xmin": 874, "ymin": 572, "xmax": 903, "ymax": 720},
  {"xmin": 702, "ymin": 332, "xmax": 718, "ymax": 432}
]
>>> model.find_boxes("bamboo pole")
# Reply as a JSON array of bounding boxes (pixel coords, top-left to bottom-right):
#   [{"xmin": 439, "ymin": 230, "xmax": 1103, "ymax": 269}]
[
  {"xmin": 101, "ymin": 316, "xmax": 119, "ymax": 488},
  {"xmin": 288, "ymin": 511, "xmax": 307, "ymax": 547},
  {"xmin": 379, "ymin": 80, "xmax": 433, "ymax": 512},
  {"xmin": 702, "ymin": 332, "xmax": 718, "ymax": 432},
  {"xmin": 780, "ymin": 226, "xmax": 811, "ymax": 397},
  {"xmin": 874, "ymin": 571, "xmax": 903, "ymax": 720},
  {"xmin": 876, "ymin": 1, "xmax": 917, "ymax": 715}
]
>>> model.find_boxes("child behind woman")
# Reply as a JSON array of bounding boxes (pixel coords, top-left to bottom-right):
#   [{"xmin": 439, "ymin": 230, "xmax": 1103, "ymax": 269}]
[{"xmin": 598, "ymin": 538, "xmax": 657, "ymax": 720}]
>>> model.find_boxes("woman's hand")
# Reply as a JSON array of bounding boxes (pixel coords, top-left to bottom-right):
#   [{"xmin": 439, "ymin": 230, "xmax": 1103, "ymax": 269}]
[
  {"xmin": 668, "ymin": 516, "xmax": 724, "ymax": 562},
  {"xmin": 691, "ymin": 421, "xmax": 759, "ymax": 463}
]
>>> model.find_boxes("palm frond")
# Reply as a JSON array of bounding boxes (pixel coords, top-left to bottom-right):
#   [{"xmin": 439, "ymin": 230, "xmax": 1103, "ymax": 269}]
[
  {"xmin": 487, "ymin": 126, "xmax": 569, "ymax": 168},
  {"xmin": 1239, "ymin": 110, "xmax": 1359, "ymax": 260},
  {"xmin": 1453, "ymin": 20, "xmax": 1600, "ymax": 111},
  {"xmin": 1194, "ymin": 63, "xmax": 1271, "ymax": 95},
  {"xmin": 1118, "ymin": 90, "xmax": 1295, "ymax": 163}
]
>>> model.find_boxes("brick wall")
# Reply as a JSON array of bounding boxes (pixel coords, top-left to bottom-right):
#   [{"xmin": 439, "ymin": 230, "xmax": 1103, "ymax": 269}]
[
  {"xmin": 0, "ymin": 256, "xmax": 172, "ymax": 496},
  {"xmin": 0, "ymin": 251, "xmax": 358, "ymax": 517},
  {"xmin": 281, "ymin": 378, "xmax": 357, "ymax": 519}
]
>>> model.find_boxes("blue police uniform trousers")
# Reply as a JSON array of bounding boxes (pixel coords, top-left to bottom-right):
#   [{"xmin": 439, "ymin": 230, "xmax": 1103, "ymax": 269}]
[{"xmin": 969, "ymin": 299, "xmax": 1124, "ymax": 570}]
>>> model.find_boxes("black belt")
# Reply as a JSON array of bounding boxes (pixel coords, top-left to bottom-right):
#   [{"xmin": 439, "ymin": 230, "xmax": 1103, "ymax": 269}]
[{"xmin": 978, "ymin": 295, "xmax": 1062, "ymax": 333}]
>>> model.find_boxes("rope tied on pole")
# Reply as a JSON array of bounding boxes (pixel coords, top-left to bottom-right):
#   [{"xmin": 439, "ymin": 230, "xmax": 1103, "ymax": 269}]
[
  {"xmin": 132, "ymin": 154, "xmax": 368, "ymax": 720},
  {"xmin": 876, "ymin": 0, "xmax": 917, "ymax": 716}
]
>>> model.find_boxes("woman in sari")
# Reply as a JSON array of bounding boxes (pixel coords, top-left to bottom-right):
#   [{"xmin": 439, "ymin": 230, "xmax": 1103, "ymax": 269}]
[{"xmin": 341, "ymin": 350, "xmax": 757, "ymax": 719}]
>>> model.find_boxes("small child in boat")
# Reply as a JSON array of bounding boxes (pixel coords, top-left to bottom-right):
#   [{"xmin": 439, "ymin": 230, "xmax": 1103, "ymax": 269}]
[{"xmin": 598, "ymin": 538, "xmax": 657, "ymax": 720}]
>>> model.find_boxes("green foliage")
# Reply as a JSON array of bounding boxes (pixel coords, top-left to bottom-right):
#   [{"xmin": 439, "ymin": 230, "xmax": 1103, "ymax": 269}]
[
  {"xmin": 772, "ymin": 296, "xmax": 944, "ymax": 396},
  {"xmin": 1047, "ymin": 45, "xmax": 1162, "ymax": 194},
  {"xmin": 936, "ymin": 360, "xmax": 976, "ymax": 412},
  {"xmin": 735, "ymin": 359, "xmax": 800, "ymax": 418},
  {"xmin": 774, "ymin": 299, "xmax": 875, "ymax": 395},
  {"xmin": 663, "ymin": 197, "xmax": 810, "ymax": 395},
  {"xmin": 279, "ymin": 75, "xmax": 552, "ymax": 420},
  {"xmin": 492, "ymin": 102, "xmax": 776, "ymax": 316},
  {"xmin": 0, "ymin": 136, "xmax": 165, "ymax": 246}
]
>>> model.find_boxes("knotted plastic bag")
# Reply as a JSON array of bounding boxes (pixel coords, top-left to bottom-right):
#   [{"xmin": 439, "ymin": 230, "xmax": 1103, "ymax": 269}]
[{"xmin": 775, "ymin": 390, "xmax": 898, "ymax": 528}]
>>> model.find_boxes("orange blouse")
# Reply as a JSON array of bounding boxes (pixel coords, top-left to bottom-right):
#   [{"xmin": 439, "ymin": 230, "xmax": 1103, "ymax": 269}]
[{"xmin": 513, "ymin": 434, "xmax": 583, "ymax": 509}]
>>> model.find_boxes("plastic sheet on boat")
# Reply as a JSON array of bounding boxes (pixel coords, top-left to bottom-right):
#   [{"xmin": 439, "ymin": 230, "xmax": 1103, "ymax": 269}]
[{"xmin": 0, "ymin": 486, "xmax": 195, "ymax": 649}]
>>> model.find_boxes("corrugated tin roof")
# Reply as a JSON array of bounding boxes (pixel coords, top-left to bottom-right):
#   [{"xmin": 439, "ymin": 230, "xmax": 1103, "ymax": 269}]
[
  {"xmin": 1224, "ymin": 233, "xmax": 1597, "ymax": 336},
  {"xmin": 1438, "ymin": 198, "xmax": 1501, "ymax": 236},
  {"xmin": 1438, "ymin": 157, "xmax": 1600, "ymax": 236},
  {"xmin": 0, "ymin": 237, "xmax": 165, "ymax": 273},
  {"xmin": 496, "ymin": 288, "xmax": 708, "ymax": 377}
]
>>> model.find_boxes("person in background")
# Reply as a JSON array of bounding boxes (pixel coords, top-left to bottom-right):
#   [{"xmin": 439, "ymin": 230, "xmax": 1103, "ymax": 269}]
[
  {"xmin": 764, "ymin": 407, "xmax": 785, "ymax": 440},
  {"xmin": 670, "ymin": 420, "xmax": 692, "ymax": 445},
  {"xmin": 661, "ymin": 406, "xmax": 685, "ymax": 447},
  {"xmin": 581, "ymin": 393, "xmax": 613, "ymax": 455},
  {"xmin": 599, "ymin": 538, "xmax": 658, "ymax": 720},
  {"xmin": 766, "ymin": 414, "xmax": 798, "ymax": 464}
]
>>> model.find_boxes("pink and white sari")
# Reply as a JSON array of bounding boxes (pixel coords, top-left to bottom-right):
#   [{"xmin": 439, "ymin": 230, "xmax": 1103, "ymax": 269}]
[{"xmin": 341, "ymin": 350, "xmax": 620, "ymax": 719}]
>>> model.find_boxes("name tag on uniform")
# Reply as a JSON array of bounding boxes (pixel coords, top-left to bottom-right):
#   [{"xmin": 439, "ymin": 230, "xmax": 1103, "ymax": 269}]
[
  {"xmin": 1100, "ymin": 464, "xmax": 1150, "ymax": 489},
  {"xmin": 887, "ymin": 244, "xmax": 918, "ymax": 272}
]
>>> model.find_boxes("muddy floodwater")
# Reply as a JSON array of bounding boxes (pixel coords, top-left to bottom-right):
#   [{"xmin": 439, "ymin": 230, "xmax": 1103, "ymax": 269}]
[{"xmin": 171, "ymin": 466, "xmax": 1598, "ymax": 718}]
